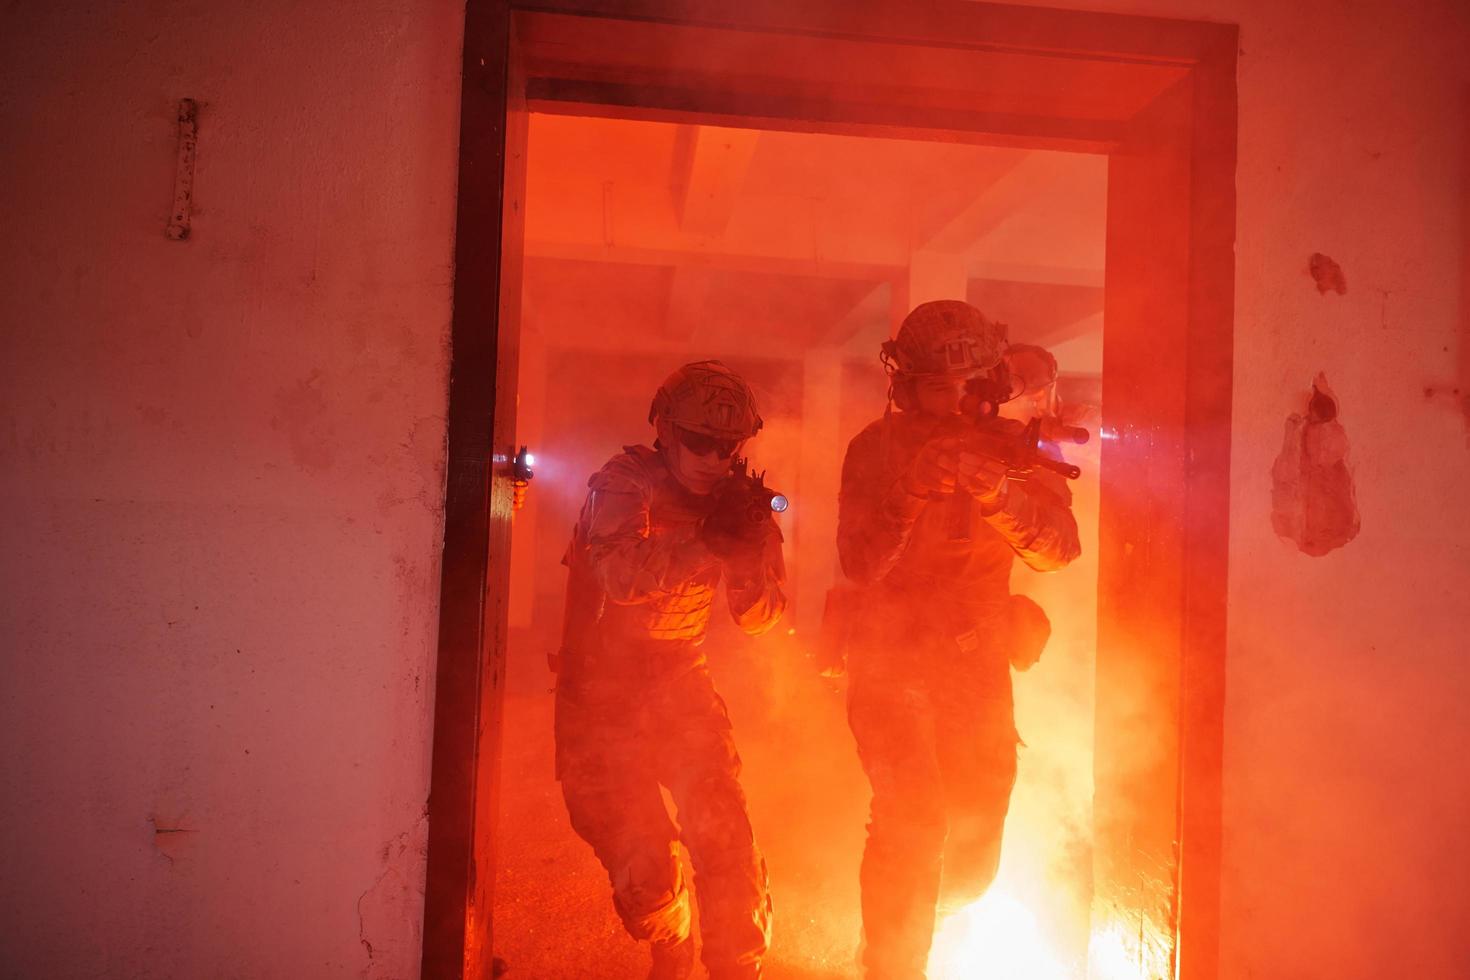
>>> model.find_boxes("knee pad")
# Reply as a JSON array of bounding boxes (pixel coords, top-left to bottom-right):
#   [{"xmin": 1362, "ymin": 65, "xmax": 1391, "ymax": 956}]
[
  {"xmin": 611, "ymin": 843, "xmax": 692, "ymax": 945},
  {"xmin": 615, "ymin": 878, "xmax": 692, "ymax": 946}
]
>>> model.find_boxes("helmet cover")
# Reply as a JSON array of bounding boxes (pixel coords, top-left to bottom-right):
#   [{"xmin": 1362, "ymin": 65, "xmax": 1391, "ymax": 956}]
[
  {"xmin": 648, "ymin": 360, "xmax": 764, "ymax": 439},
  {"xmin": 882, "ymin": 300, "xmax": 1007, "ymax": 379},
  {"xmin": 1005, "ymin": 343, "xmax": 1059, "ymax": 395}
]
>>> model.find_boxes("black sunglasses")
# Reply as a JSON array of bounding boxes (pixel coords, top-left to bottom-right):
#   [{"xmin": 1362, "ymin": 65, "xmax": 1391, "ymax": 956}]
[{"xmin": 674, "ymin": 426, "xmax": 743, "ymax": 460}]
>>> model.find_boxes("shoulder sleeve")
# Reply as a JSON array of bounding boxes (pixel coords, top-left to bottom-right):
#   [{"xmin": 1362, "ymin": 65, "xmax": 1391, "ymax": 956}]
[
  {"xmin": 982, "ymin": 465, "xmax": 1081, "ymax": 572},
  {"xmin": 580, "ymin": 452, "xmax": 714, "ymax": 603},
  {"xmin": 836, "ymin": 421, "xmax": 928, "ymax": 586}
]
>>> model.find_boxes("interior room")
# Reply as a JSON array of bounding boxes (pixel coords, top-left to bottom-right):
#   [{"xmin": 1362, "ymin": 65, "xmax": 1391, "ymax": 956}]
[{"xmin": 491, "ymin": 112, "xmax": 1105, "ymax": 977}]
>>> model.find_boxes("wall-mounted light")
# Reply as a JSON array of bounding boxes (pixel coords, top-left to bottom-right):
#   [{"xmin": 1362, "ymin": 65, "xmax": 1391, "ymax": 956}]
[{"xmin": 512, "ymin": 445, "xmax": 535, "ymax": 512}]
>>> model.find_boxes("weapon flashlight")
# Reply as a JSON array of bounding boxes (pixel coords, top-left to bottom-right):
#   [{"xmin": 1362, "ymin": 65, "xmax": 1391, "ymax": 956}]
[{"xmin": 511, "ymin": 445, "xmax": 535, "ymax": 512}]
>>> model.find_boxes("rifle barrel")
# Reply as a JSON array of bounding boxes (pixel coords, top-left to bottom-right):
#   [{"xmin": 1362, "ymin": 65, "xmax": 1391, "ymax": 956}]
[
  {"xmin": 1040, "ymin": 419, "xmax": 1090, "ymax": 445},
  {"xmin": 1037, "ymin": 457, "xmax": 1082, "ymax": 480}
]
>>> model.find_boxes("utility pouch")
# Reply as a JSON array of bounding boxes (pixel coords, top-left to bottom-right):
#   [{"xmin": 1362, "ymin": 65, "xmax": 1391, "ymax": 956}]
[{"xmin": 1007, "ymin": 593, "xmax": 1051, "ymax": 672}]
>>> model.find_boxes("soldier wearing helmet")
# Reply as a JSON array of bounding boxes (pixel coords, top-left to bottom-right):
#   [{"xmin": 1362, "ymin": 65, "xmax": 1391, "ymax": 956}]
[
  {"xmin": 836, "ymin": 301, "xmax": 1081, "ymax": 979},
  {"xmin": 999, "ymin": 343, "xmax": 1060, "ymax": 424},
  {"xmin": 555, "ymin": 360, "xmax": 786, "ymax": 980}
]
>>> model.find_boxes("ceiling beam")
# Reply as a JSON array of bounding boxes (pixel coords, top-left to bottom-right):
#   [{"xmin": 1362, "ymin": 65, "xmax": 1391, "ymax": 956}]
[
  {"xmin": 668, "ymin": 125, "xmax": 762, "ymax": 237},
  {"xmin": 524, "ymin": 237, "xmax": 898, "ymax": 282},
  {"xmin": 528, "ymin": 79, "xmax": 1124, "ymax": 154}
]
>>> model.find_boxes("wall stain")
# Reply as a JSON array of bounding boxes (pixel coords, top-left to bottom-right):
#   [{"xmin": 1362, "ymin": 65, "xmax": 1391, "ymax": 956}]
[
  {"xmin": 1270, "ymin": 373, "xmax": 1360, "ymax": 556},
  {"xmin": 1308, "ymin": 253, "xmax": 1347, "ymax": 295},
  {"xmin": 149, "ymin": 813, "xmax": 196, "ymax": 867}
]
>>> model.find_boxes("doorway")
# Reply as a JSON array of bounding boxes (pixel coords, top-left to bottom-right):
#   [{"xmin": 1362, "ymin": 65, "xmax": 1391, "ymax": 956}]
[
  {"xmin": 498, "ymin": 116, "xmax": 1106, "ymax": 978},
  {"xmin": 423, "ymin": 4, "xmax": 1235, "ymax": 979}
]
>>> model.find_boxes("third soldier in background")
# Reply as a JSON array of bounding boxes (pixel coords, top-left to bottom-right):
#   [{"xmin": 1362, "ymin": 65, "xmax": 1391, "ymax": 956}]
[{"xmin": 834, "ymin": 300, "xmax": 1081, "ymax": 979}]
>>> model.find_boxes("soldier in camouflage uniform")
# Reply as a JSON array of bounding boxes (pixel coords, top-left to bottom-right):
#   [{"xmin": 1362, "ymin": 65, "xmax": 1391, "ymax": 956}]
[
  {"xmin": 836, "ymin": 302, "xmax": 1081, "ymax": 979},
  {"xmin": 555, "ymin": 360, "xmax": 787, "ymax": 980}
]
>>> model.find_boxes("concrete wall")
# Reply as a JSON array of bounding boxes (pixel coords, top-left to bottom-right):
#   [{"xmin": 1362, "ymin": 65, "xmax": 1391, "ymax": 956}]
[
  {"xmin": 1209, "ymin": 2, "xmax": 1470, "ymax": 975},
  {"xmin": 0, "ymin": 2, "xmax": 462, "ymax": 977},
  {"xmin": 3, "ymin": 1, "xmax": 1468, "ymax": 978},
  {"xmin": 1007, "ymin": 0, "xmax": 1466, "ymax": 975}
]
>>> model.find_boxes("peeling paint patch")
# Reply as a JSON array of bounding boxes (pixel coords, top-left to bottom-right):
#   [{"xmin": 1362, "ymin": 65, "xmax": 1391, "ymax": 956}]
[
  {"xmin": 1308, "ymin": 253, "xmax": 1347, "ymax": 295},
  {"xmin": 149, "ymin": 814, "xmax": 196, "ymax": 866},
  {"xmin": 356, "ymin": 815, "xmax": 429, "ymax": 978},
  {"xmin": 165, "ymin": 99, "xmax": 198, "ymax": 241},
  {"xmin": 1270, "ymin": 374, "xmax": 1360, "ymax": 556}
]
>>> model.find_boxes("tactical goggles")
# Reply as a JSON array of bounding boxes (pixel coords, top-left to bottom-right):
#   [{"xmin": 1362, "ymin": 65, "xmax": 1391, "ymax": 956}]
[{"xmin": 673, "ymin": 426, "xmax": 744, "ymax": 460}]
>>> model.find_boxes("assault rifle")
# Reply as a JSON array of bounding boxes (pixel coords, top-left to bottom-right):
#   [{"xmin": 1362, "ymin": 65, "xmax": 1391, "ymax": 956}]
[
  {"xmin": 708, "ymin": 458, "xmax": 788, "ymax": 531},
  {"xmin": 701, "ymin": 458, "xmax": 788, "ymax": 563},
  {"xmin": 970, "ymin": 416, "xmax": 1087, "ymax": 482},
  {"xmin": 957, "ymin": 375, "xmax": 1089, "ymax": 482}
]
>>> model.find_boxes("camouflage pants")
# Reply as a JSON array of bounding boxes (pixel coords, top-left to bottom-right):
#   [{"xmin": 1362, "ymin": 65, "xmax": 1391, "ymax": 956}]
[
  {"xmin": 848, "ymin": 641, "xmax": 1018, "ymax": 980},
  {"xmin": 555, "ymin": 660, "xmax": 771, "ymax": 976}
]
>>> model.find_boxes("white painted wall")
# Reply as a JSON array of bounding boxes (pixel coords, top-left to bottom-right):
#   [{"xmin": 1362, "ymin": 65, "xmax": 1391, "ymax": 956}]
[
  {"xmin": 999, "ymin": 0, "xmax": 1468, "ymax": 975},
  {"xmin": 3, "ymin": 1, "xmax": 1468, "ymax": 978},
  {"xmin": 0, "ymin": 2, "xmax": 463, "ymax": 977},
  {"xmin": 1216, "ymin": 3, "xmax": 1470, "ymax": 974}
]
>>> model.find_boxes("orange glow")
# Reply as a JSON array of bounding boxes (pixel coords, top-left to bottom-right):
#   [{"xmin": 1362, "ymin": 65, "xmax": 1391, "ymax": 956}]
[
  {"xmin": 1087, "ymin": 921, "xmax": 1148, "ymax": 980},
  {"xmin": 928, "ymin": 886, "xmax": 1073, "ymax": 980},
  {"xmin": 929, "ymin": 891, "xmax": 1150, "ymax": 980},
  {"xmin": 500, "ymin": 110, "xmax": 1110, "ymax": 977}
]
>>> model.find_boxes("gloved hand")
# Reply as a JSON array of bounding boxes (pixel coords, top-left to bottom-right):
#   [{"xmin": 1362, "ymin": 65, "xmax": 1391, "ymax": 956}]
[
  {"xmin": 903, "ymin": 436, "xmax": 963, "ymax": 497},
  {"xmin": 701, "ymin": 509, "xmax": 776, "ymax": 564},
  {"xmin": 711, "ymin": 518, "xmax": 784, "ymax": 589},
  {"xmin": 702, "ymin": 463, "xmax": 783, "ymax": 561},
  {"xmin": 955, "ymin": 444, "xmax": 1009, "ymax": 509}
]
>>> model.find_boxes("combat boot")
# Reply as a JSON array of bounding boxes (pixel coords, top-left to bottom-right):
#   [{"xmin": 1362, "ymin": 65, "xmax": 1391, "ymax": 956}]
[{"xmin": 648, "ymin": 936, "xmax": 696, "ymax": 980}]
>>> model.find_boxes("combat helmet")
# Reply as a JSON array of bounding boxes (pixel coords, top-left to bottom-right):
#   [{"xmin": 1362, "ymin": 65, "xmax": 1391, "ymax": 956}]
[
  {"xmin": 648, "ymin": 360, "xmax": 764, "ymax": 439},
  {"xmin": 881, "ymin": 300, "xmax": 1006, "ymax": 380}
]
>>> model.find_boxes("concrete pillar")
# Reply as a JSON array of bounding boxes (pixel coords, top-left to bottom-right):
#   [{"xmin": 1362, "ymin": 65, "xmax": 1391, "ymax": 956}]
[{"xmin": 793, "ymin": 347, "xmax": 844, "ymax": 637}]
